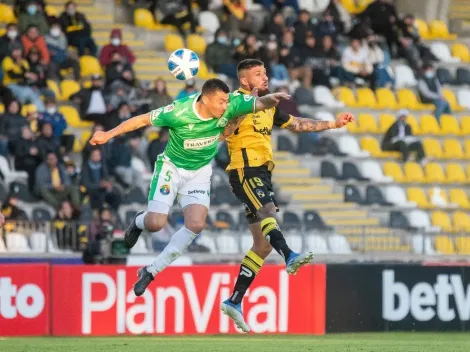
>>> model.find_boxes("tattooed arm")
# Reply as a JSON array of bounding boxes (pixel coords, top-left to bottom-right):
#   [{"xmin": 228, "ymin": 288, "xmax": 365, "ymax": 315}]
[
  {"xmin": 285, "ymin": 113, "xmax": 355, "ymax": 133},
  {"xmin": 220, "ymin": 114, "xmax": 245, "ymax": 140}
]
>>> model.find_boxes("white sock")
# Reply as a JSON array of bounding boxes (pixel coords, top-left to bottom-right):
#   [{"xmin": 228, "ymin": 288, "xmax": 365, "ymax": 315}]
[
  {"xmin": 135, "ymin": 211, "xmax": 147, "ymax": 230},
  {"xmin": 147, "ymin": 226, "xmax": 198, "ymax": 276}
]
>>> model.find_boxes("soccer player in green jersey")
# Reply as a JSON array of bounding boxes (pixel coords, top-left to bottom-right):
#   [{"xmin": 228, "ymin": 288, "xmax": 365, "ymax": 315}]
[{"xmin": 90, "ymin": 78, "xmax": 290, "ymax": 296}]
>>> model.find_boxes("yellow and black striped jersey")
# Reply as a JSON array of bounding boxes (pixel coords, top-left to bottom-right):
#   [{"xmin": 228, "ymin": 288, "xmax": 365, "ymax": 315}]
[{"xmin": 226, "ymin": 87, "xmax": 294, "ymax": 171}]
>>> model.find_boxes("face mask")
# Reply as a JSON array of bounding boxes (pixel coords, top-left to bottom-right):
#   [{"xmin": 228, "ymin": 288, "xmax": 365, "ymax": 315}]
[
  {"xmin": 27, "ymin": 5, "xmax": 37, "ymax": 15},
  {"xmin": 233, "ymin": 38, "xmax": 241, "ymax": 46},
  {"xmin": 7, "ymin": 30, "xmax": 18, "ymax": 39},
  {"xmin": 267, "ymin": 42, "xmax": 277, "ymax": 51},
  {"xmin": 51, "ymin": 28, "xmax": 61, "ymax": 37},
  {"xmin": 425, "ymin": 71, "xmax": 435, "ymax": 79},
  {"xmin": 46, "ymin": 107, "xmax": 57, "ymax": 114},
  {"xmin": 217, "ymin": 37, "xmax": 228, "ymax": 45},
  {"xmin": 111, "ymin": 38, "xmax": 120, "ymax": 46}
]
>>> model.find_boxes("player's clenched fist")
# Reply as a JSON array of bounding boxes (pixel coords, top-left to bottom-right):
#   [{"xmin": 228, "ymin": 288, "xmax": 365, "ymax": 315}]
[
  {"xmin": 335, "ymin": 112, "xmax": 355, "ymax": 128},
  {"xmin": 89, "ymin": 131, "xmax": 110, "ymax": 145}
]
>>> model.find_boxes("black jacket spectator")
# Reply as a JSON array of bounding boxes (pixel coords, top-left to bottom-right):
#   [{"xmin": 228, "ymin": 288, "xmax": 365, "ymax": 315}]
[
  {"xmin": 1, "ymin": 195, "xmax": 27, "ymax": 220},
  {"xmin": 0, "ymin": 24, "xmax": 22, "ymax": 63},
  {"xmin": 13, "ymin": 126, "xmax": 42, "ymax": 191},
  {"xmin": 360, "ymin": 0, "xmax": 398, "ymax": 51},
  {"xmin": 0, "ymin": 100, "xmax": 27, "ymax": 145},
  {"xmin": 59, "ymin": 1, "xmax": 96, "ymax": 56},
  {"xmin": 70, "ymin": 75, "xmax": 109, "ymax": 127},
  {"xmin": 205, "ymin": 30, "xmax": 236, "ymax": 76},
  {"xmin": 147, "ymin": 128, "xmax": 169, "ymax": 171},
  {"xmin": 36, "ymin": 122, "xmax": 57, "ymax": 159},
  {"xmin": 293, "ymin": 10, "xmax": 315, "ymax": 47},
  {"xmin": 326, "ymin": 0, "xmax": 352, "ymax": 34},
  {"xmin": 262, "ymin": 12, "xmax": 285, "ymax": 41}
]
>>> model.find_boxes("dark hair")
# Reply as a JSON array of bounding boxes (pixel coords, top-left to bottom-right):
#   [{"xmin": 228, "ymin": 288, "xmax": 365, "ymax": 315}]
[
  {"xmin": 201, "ymin": 78, "xmax": 230, "ymax": 96},
  {"xmin": 27, "ymin": 24, "xmax": 39, "ymax": 31},
  {"xmin": 6, "ymin": 23, "xmax": 17, "ymax": 29},
  {"xmin": 237, "ymin": 59, "xmax": 264, "ymax": 72},
  {"xmin": 65, "ymin": 1, "xmax": 76, "ymax": 8}
]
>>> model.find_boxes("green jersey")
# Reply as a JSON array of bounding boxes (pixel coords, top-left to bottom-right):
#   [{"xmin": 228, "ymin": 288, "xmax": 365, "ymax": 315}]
[{"xmin": 148, "ymin": 92, "xmax": 256, "ymax": 170}]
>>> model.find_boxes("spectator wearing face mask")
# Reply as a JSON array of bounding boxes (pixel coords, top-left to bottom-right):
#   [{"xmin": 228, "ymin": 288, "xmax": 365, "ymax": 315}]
[
  {"xmin": 59, "ymin": 1, "xmax": 97, "ymax": 56},
  {"xmin": 18, "ymin": 0, "xmax": 49, "ymax": 36},
  {"xmin": 0, "ymin": 23, "xmax": 22, "ymax": 64},
  {"xmin": 40, "ymin": 97, "xmax": 70, "ymax": 146},
  {"xmin": 99, "ymin": 29, "xmax": 136, "ymax": 67},
  {"xmin": 205, "ymin": 29, "xmax": 238, "ymax": 79},
  {"xmin": 418, "ymin": 63, "xmax": 451, "ymax": 121}
]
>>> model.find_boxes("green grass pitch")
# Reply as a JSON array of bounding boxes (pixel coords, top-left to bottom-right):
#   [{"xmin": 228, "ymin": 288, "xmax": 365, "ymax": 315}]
[{"xmin": 1, "ymin": 333, "xmax": 469, "ymax": 352}]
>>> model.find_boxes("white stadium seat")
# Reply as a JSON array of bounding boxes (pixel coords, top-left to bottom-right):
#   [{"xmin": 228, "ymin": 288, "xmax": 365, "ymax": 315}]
[
  {"xmin": 199, "ymin": 11, "xmax": 220, "ymax": 34},
  {"xmin": 313, "ymin": 86, "xmax": 345, "ymax": 108},
  {"xmin": 30, "ymin": 232, "xmax": 56, "ymax": 252},
  {"xmin": 385, "ymin": 185, "xmax": 416, "ymax": 208},
  {"xmin": 457, "ymin": 89, "xmax": 470, "ymax": 109},
  {"xmin": 216, "ymin": 233, "xmax": 239, "ymax": 254},
  {"xmin": 328, "ymin": 234, "xmax": 352, "ymax": 254},
  {"xmin": 361, "ymin": 160, "xmax": 393, "ymax": 183},
  {"xmin": 306, "ymin": 234, "xmax": 329, "ymax": 254},
  {"xmin": 394, "ymin": 64, "xmax": 417, "ymax": 88},
  {"xmin": 298, "ymin": 0, "xmax": 316, "ymax": 12},
  {"xmin": 412, "ymin": 234, "xmax": 436, "ymax": 255},
  {"xmin": 6, "ymin": 233, "xmax": 30, "ymax": 252},
  {"xmin": 407, "ymin": 209, "xmax": 437, "ymax": 231},
  {"xmin": 430, "ymin": 42, "xmax": 460, "ymax": 63},
  {"xmin": 285, "ymin": 233, "xmax": 303, "ymax": 252},
  {"xmin": 338, "ymin": 135, "xmax": 370, "ymax": 157},
  {"xmin": 0, "ymin": 236, "xmax": 6, "ymax": 252},
  {"xmin": 241, "ymin": 235, "xmax": 253, "ymax": 253},
  {"xmin": 0, "ymin": 156, "xmax": 28, "ymax": 186},
  {"xmin": 131, "ymin": 236, "xmax": 149, "ymax": 254}
]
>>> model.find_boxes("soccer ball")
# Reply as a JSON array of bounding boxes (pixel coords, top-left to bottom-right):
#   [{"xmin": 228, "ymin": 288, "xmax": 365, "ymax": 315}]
[{"xmin": 168, "ymin": 48, "xmax": 200, "ymax": 81}]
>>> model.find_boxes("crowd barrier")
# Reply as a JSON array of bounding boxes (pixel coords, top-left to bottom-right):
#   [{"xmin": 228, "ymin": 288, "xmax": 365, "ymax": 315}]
[{"xmin": 1, "ymin": 263, "xmax": 469, "ymax": 336}]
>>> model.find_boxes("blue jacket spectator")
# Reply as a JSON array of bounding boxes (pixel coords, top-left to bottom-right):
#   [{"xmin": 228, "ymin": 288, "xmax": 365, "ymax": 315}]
[
  {"xmin": 316, "ymin": 11, "xmax": 339, "ymax": 41},
  {"xmin": 40, "ymin": 98, "xmax": 67, "ymax": 144}
]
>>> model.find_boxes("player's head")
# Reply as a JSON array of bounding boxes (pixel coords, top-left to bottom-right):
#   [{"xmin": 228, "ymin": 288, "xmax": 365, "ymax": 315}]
[
  {"xmin": 237, "ymin": 59, "xmax": 269, "ymax": 96},
  {"xmin": 200, "ymin": 78, "xmax": 230, "ymax": 118}
]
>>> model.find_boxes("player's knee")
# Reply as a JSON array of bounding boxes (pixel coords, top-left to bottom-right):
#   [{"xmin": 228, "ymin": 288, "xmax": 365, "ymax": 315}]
[
  {"xmin": 252, "ymin": 241, "xmax": 272, "ymax": 259},
  {"xmin": 144, "ymin": 213, "xmax": 166, "ymax": 232},
  {"xmin": 184, "ymin": 218, "xmax": 205, "ymax": 234},
  {"xmin": 256, "ymin": 203, "xmax": 277, "ymax": 221}
]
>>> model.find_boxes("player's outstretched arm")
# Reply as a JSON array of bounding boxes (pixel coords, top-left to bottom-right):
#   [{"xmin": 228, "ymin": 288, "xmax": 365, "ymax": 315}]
[
  {"xmin": 286, "ymin": 112, "xmax": 355, "ymax": 133},
  {"xmin": 0, "ymin": 213, "xmax": 5, "ymax": 227},
  {"xmin": 255, "ymin": 92, "xmax": 291, "ymax": 112},
  {"xmin": 89, "ymin": 113, "xmax": 152, "ymax": 145},
  {"xmin": 220, "ymin": 114, "xmax": 245, "ymax": 140}
]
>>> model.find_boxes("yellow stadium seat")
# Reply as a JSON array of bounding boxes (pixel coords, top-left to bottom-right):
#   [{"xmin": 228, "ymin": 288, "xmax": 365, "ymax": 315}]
[
  {"xmin": 446, "ymin": 164, "xmax": 467, "ymax": 184},
  {"xmin": 443, "ymin": 138, "xmax": 464, "ymax": 159},
  {"xmin": 465, "ymin": 140, "xmax": 470, "ymax": 159},
  {"xmin": 0, "ymin": 104, "xmax": 4, "ymax": 114},
  {"xmin": 361, "ymin": 137, "xmax": 399, "ymax": 158},
  {"xmin": 449, "ymin": 189, "xmax": 470, "ymax": 209},
  {"xmin": 164, "ymin": 34, "xmax": 184, "ymax": 53},
  {"xmin": 46, "ymin": 80, "xmax": 61, "ymax": 100},
  {"xmin": 198, "ymin": 60, "xmax": 217, "ymax": 79},
  {"xmin": 423, "ymin": 138, "xmax": 443, "ymax": 159},
  {"xmin": 414, "ymin": 19, "xmax": 431, "ymax": 39},
  {"xmin": 0, "ymin": 4, "xmax": 16, "ymax": 24},
  {"xmin": 187, "ymin": 34, "xmax": 207, "ymax": 55},
  {"xmin": 420, "ymin": 114, "xmax": 441, "ymax": 135},
  {"xmin": 59, "ymin": 106, "xmax": 93, "ymax": 128},
  {"xmin": 432, "ymin": 211, "xmax": 454, "ymax": 232},
  {"xmin": 346, "ymin": 119, "xmax": 360, "ymax": 133},
  {"xmin": 21, "ymin": 104, "xmax": 36, "ymax": 117},
  {"xmin": 376, "ymin": 88, "xmax": 398, "ymax": 110},
  {"xmin": 134, "ymin": 8, "xmax": 155, "ymax": 29},
  {"xmin": 429, "ymin": 20, "xmax": 457, "ymax": 40},
  {"xmin": 407, "ymin": 187, "xmax": 433, "ymax": 208},
  {"xmin": 341, "ymin": 0, "xmax": 359, "ymax": 13},
  {"xmin": 435, "ymin": 235, "xmax": 455, "ymax": 254},
  {"xmin": 456, "ymin": 237, "xmax": 470, "ymax": 254},
  {"xmin": 404, "ymin": 162, "xmax": 425, "ymax": 183},
  {"xmin": 356, "ymin": 88, "xmax": 378, "ymax": 108},
  {"xmin": 334, "ymin": 87, "xmax": 357, "ymax": 107},
  {"xmin": 45, "ymin": 5, "xmax": 58, "ymax": 17},
  {"xmin": 383, "ymin": 162, "xmax": 405, "ymax": 182},
  {"xmin": 453, "ymin": 212, "xmax": 470, "ymax": 233},
  {"xmin": 406, "ymin": 115, "xmax": 421, "ymax": 135},
  {"xmin": 61, "ymin": 80, "xmax": 80, "ymax": 101},
  {"xmin": 461, "ymin": 116, "xmax": 470, "ymax": 135},
  {"xmin": 79, "ymin": 56, "xmax": 102, "ymax": 78},
  {"xmin": 397, "ymin": 89, "xmax": 433, "ymax": 111},
  {"xmin": 451, "ymin": 43, "xmax": 470, "ymax": 63},
  {"xmin": 378, "ymin": 114, "xmax": 395, "ymax": 133},
  {"xmin": 440, "ymin": 114, "xmax": 461, "ymax": 135},
  {"xmin": 357, "ymin": 114, "xmax": 378, "ymax": 133},
  {"xmin": 442, "ymin": 89, "xmax": 465, "ymax": 112},
  {"xmin": 425, "ymin": 163, "xmax": 447, "ymax": 184}
]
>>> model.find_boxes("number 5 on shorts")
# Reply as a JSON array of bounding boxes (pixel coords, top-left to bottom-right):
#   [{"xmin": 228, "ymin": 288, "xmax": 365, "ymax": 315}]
[
  {"xmin": 248, "ymin": 177, "xmax": 263, "ymax": 188},
  {"xmin": 164, "ymin": 170, "xmax": 172, "ymax": 182}
]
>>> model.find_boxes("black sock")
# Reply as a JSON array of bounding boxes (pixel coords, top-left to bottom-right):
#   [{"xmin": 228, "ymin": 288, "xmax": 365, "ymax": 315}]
[
  {"xmin": 229, "ymin": 250, "xmax": 264, "ymax": 305},
  {"xmin": 260, "ymin": 217, "xmax": 293, "ymax": 261}
]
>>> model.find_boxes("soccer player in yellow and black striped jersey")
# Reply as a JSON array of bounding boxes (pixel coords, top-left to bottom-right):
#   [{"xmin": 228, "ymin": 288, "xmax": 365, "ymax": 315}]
[{"xmin": 220, "ymin": 59, "xmax": 354, "ymax": 332}]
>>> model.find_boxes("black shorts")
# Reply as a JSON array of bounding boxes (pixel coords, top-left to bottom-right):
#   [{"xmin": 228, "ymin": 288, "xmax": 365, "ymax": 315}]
[{"xmin": 229, "ymin": 166, "xmax": 279, "ymax": 220}]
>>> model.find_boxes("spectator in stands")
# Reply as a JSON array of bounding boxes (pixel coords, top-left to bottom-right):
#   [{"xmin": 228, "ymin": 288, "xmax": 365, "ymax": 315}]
[
  {"xmin": 147, "ymin": 127, "xmax": 169, "ymax": 170},
  {"xmin": 15, "ymin": 0, "xmax": 46, "ymax": 16},
  {"xmin": 105, "ymin": 52, "xmax": 134, "ymax": 87},
  {"xmin": 59, "ymin": 1, "xmax": 97, "ymax": 56},
  {"xmin": 40, "ymin": 97, "xmax": 71, "ymax": 149},
  {"xmin": 128, "ymin": 80, "xmax": 152, "ymax": 115},
  {"xmin": 233, "ymin": 33, "xmax": 268, "ymax": 64},
  {"xmin": 302, "ymin": 33, "xmax": 332, "ymax": 87},
  {"xmin": 205, "ymin": 29, "xmax": 238, "ymax": 80},
  {"xmin": 158, "ymin": 0, "xmax": 197, "ymax": 38},
  {"xmin": 325, "ymin": 0, "xmax": 352, "ymax": 34},
  {"xmin": 0, "ymin": 23, "xmax": 22, "ymax": 64},
  {"xmin": 176, "ymin": 79, "xmax": 198, "ymax": 100},
  {"xmin": 71, "ymin": 74, "xmax": 109, "ymax": 126},
  {"xmin": 63, "ymin": 157, "xmax": 80, "ymax": 185},
  {"xmin": 397, "ymin": 14, "xmax": 438, "ymax": 71},
  {"xmin": 255, "ymin": 0, "xmax": 299, "ymax": 12},
  {"xmin": 25, "ymin": 48, "xmax": 50, "ymax": 95},
  {"xmin": 361, "ymin": 0, "xmax": 398, "ymax": 53},
  {"xmin": 266, "ymin": 37, "xmax": 289, "ymax": 88},
  {"xmin": 108, "ymin": 136, "xmax": 143, "ymax": 190},
  {"xmin": 36, "ymin": 122, "xmax": 57, "ymax": 159},
  {"xmin": 262, "ymin": 11, "xmax": 285, "ymax": 40},
  {"xmin": 21, "ymin": 25, "xmax": 50, "ymax": 66},
  {"xmin": 318, "ymin": 35, "xmax": 341, "ymax": 82},
  {"xmin": 279, "ymin": 32, "xmax": 313, "ymax": 88},
  {"xmin": 18, "ymin": 0, "xmax": 49, "ymax": 35},
  {"xmin": 81, "ymin": 148, "xmax": 120, "ymax": 210},
  {"xmin": 35, "ymin": 151, "xmax": 80, "ymax": 209},
  {"xmin": 418, "ymin": 63, "xmax": 451, "ymax": 121},
  {"xmin": 149, "ymin": 78, "xmax": 173, "ymax": 109},
  {"xmin": 12, "ymin": 125, "xmax": 41, "ymax": 190},
  {"xmin": 316, "ymin": 10, "xmax": 339, "ymax": 42},
  {"xmin": 108, "ymin": 102, "xmax": 133, "ymax": 131},
  {"xmin": 341, "ymin": 38, "xmax": 374, "ymax": 87},
  {"xmin": 1, "ymin": 194, "xmax": 27, "ymax": 220},
  {"xmin": 82, "ymin": 124, "xmax": 109, "ymax": 162},
  {"xmin": 276, "ymin": 85, "xmax": 299, "ymax": 116},
  {"xmin": 293, "ymin": 10, "xmax": 315, "ymax": 47},
  {"xmin": 54, "ymin": 200, "xmax": 81, "ymax": 250},
  {"xmin": 2, "ymin": 43, "xmax": 45, "ymax": 112},
  {"xmin": 0, "ymin": 99, "xmax": 27, "ymax": 147},
  {"xmin": 367, "ymin": 34, "xmax": 394, "ymax": 88},
  {"xmin": 108, "ymin": 81, "xmax": 133, "ymax": 112},
  {"xmin": 99, "ymin": 29, "xmax": 136, "ymax": 67},
  {"xmin": 382, "ymin": 109, "xmax": 425, "ymax": 163},
  {"xmin": 24, "ymin": 104, "xmax": 39, "ymax": 134},
  {"xmin": 222, "ymin": 0, "xmax": 250, "ymax": 36}
]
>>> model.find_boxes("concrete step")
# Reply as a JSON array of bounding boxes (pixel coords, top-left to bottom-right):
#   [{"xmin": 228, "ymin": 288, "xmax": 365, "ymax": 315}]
[
  {"xmin": 135, "ymin": 57, "xmax": 167, "ymax": 63},
  {"xmin": 86, "ymin": 14, "xmax": 114, "ymax": 23},
  {"xmin": 319, "ymin": 210, "xmax": 368, "ymax": 219},
  {"xmin": 272, "ymin": 177, "xmax": 323, "ymax": 185},
  {"xmin": 272, "ymin": 168, "xmax": 311, "ymax": 176},
  {"xmin": 48, "ymin": 0, "xmax": 94, "ymax": 4},
  {"xmin": 273, "ymin": 151, "xmax": 291, "ymax": 159},
  {"xmin": 291, "ymin": 193, "xmax": 343, "ymax": 202},
  {"xmin": 96, "ymin": 39, "xmax": 145, "ymax": 47},
  {"xmin": 338, "ymin": 227, "xmax": 392, "ymax": 235},
  {"xmin": 93, "ymin": 31, "xmax": 136, "ymax": 40},
  {"xmin": 93, "ymin": 23, "xmax": 125, "ymax": 30},
  {"xmin": 301, "ymin": 202, "xmax": 357, "ymax": 210},
  {"xmin": 281, "ymin": 184, "xmax": 333, "ymax": 194},
  {"xmin": 326, "ymin": 218, "xmax": 380, "ymax": 227},
  {"xmin": 273, "ymin": 159, "xmax": 301, "ymax": 168}
]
